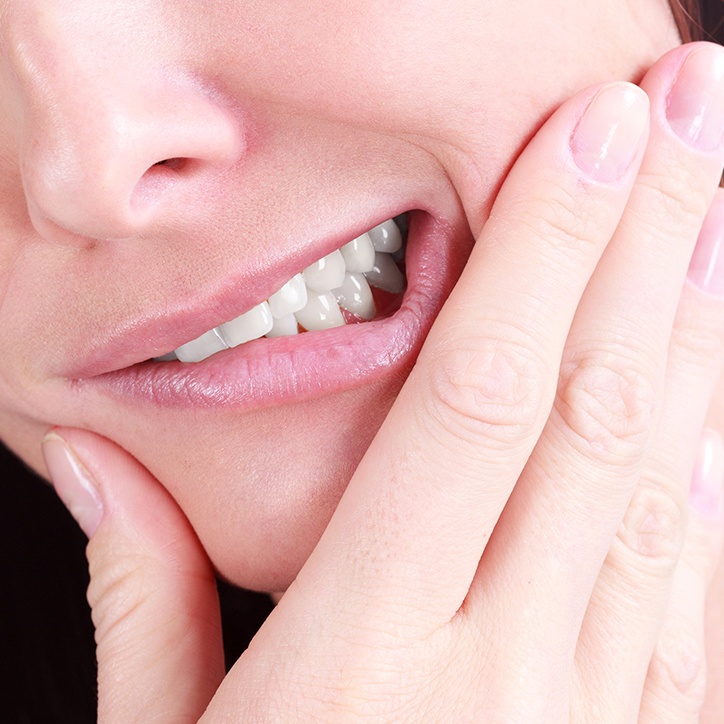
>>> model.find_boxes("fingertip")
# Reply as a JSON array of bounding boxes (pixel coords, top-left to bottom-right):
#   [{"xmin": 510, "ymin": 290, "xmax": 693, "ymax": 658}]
[
  {"xmin": 570, "ymin": 82, "xmax": 649, "ymax": 183},
  {"xmin": 690, "ymin": 428, "xmax": 724, "ymax": 520},
  {"xmin": 665, "ymin": 43, "xmax": 724, "ymax": 153},
  {"xmin": 44, "ymin": 427, "xmax": 198, "ymax": 553},
  {"xmin": 42, "ymin": 429, "xmax": 104, "ymax": 538},
  {"xmin": 45, "ymin": 429, "xmax": 225, "ymax": 720},
  {"xmin": 639, "ymin": 41, "xmax": 724, "ymax": 156},
  {"xmin": 687, "ymin": 188, "xmax": 724, "ymax": 298}
]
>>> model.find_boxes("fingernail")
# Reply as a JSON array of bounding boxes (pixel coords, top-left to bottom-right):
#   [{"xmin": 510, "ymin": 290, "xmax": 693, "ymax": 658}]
[
  {"xmin": 690, "ymin": 428, "xmax": 724, "ymax": 519},
  {"xmin": 571, "ymin": 83, "xmax": 649, "ymax": 182},
  {"xmin": 42, "ymin": 433, "xmax": 104, "ymax": 537},
  {"xmin": 688, "ymin": 194, "xmax": 724, "ymax": 296},
  {"xmin": 667, "ymin": 45, "xmax": 724, "ymax": 151}
]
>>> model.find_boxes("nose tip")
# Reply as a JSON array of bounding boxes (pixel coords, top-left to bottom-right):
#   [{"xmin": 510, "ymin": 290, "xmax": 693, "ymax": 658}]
[{"xmin": 21, "ymin": 85, "xmax": 243, "ymax": 243}]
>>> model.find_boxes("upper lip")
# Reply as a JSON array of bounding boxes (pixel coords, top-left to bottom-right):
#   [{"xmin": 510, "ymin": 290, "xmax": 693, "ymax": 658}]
[{"xmin": 68, "ymin": 205, "xmax": 413, "ymax": 378}]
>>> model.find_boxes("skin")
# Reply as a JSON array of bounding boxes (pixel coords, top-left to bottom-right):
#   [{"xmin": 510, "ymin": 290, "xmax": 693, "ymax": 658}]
[
  {"xmin": 2, "ymin": 0, "xmax": 724, "ymax": 717},
  {"xmin": 44, "ymin": 46, "xmax": 724, "ymax": 719},
  {"xmin": 0, "ymin": 0, "xmax": 683, "ymax": 590}
]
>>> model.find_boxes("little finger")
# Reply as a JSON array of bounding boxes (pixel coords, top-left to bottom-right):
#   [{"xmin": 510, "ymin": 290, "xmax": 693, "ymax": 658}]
[{"xmin": 639, "ymin": 430, "xmax": 724, "ymax": 723}]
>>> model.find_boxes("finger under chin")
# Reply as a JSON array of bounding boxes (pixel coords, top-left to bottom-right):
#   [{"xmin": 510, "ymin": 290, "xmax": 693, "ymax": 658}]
[{"xmin": 52, "ymin": 429, "xmax": 225, "ymax": 723}]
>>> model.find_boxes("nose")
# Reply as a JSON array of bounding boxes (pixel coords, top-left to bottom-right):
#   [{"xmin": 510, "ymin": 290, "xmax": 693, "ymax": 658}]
[{"xmin": 9, "ymin": 11, "xmax": 243, "ymax": 243}]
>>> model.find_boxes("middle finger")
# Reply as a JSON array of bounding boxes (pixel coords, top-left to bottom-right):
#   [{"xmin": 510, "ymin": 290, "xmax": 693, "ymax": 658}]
[{"xmin": 472, "ymin": 42, "xmax": 724, "ymax": 686}]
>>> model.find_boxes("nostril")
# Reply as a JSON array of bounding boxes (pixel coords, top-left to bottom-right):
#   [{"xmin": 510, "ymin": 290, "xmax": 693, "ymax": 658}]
[
  {"xmin": 130, "ymin": 156, "xmax": 206, "ymax": 217},
  {"xmin": 152, "ymin": 157, "xmax": 187, "ymax": 171},
  {"xmin": 131, "ymin": 160, "xmax": 189, "ymax": 215},
  {"xmin": 21, "ymin": 67, "xmax": 244, "ymax": 243}
]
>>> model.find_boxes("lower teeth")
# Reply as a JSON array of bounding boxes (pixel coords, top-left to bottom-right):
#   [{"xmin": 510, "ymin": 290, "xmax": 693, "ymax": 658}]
[{"xmin": 163, "ymin": 214, "xmax": 408, "ymax": 364}]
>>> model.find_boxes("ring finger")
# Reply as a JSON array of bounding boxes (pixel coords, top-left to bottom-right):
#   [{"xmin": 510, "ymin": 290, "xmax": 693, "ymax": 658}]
[
  {"xmin": 639, "ymin": 430, "xmax": 724, "ymax": 722},
  {"xmin": 577, "ymin": 190, "xmax": 724, "ymax": 718}
]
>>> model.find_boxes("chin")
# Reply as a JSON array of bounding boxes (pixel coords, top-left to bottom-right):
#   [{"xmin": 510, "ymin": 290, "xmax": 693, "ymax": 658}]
[
  {"xmin": 3, "ymin": 201, "xmax": 474, "ymax": 593},
  {"xmin": 105, "ymin": 356, "xmax": 407, "ymax": 592}
]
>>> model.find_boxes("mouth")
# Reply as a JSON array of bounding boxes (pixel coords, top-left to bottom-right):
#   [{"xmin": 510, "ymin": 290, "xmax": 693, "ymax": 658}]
[
  {"xmin": 159, "ymin": 215, "xmax": 409, "ymax": 364},
  {"xmin": 76, "ymin": 208, "xmax": 471, "ymax": 410}
]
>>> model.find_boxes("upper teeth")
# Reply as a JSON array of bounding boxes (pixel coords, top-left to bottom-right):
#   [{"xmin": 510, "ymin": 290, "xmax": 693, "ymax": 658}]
[{"xmin": 164, "ymin": 217, "xmax": 406, "ymax": 364}]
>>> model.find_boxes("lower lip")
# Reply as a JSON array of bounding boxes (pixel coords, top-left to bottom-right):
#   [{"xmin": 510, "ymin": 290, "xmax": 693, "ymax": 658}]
[{"xmin": 83, "ymin": 212, "xmax": 467, "ymax": 410}]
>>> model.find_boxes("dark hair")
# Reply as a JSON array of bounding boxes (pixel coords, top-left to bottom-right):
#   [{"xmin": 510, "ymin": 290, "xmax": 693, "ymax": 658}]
[{"xmin": 673, "ymin": 0, "xmax": 723, "ymax": 44}]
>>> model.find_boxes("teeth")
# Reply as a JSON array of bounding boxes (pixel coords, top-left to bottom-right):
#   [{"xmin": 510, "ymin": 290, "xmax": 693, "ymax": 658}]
[
  {"xmin": 364, "ymin": 252, "xmax": 406, "ymax": 294},
  {"xmin": 333, "ymin": 272, "xmax": 375, "ymax": 320},
  {"xmin": 154, "ymin": 351, "xmax": 178, "ymax": 362},
  {"xmin": 368, "ymin": 219, "xmax": 402, "ymax": 254},
  {"xmin": 219, "ymin": 302, "xmax": 273, "ymax": 348},
  {"xmin": 295, "ymin": 291, "xmax": 345, "ymax": 331},
  {"xmin": 160, "ymin": 215, "xmax": 408, "ymax": 363},
  {"xmin": 174, "ymin": 328, "xmax": 228, "ymax": 363},
  {"xmin": 340, "ymin": 233, "xmax": 375, "ymax": 273},
  {"xmin": 266, "ymin": 313, "xmax": 299, "ymax": 338},
  {"xmin": 267, "ymin": 274, "xmax": 307, "ymax": 318},
  {"xmin": 302, "ymin": 249, "xmax": 346, "ymax": 292}
]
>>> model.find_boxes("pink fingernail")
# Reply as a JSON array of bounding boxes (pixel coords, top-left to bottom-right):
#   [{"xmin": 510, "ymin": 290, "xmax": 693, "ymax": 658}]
[
  {"xmin": 690, "ymin": 428, "xmax": 724, "ymax": 519},
  {"xmin": 687, "ymin": 194, "xmax": 724, "ymax": 297},
  {"xmin": 666, "ymin": 45, "xmax": 724, "ymax": 152},
  {"xmin": 42, "ymin": 433, "xmax": 104, "ymax": 537},
  {"xmin": 571, "ymin": 83, "xmax": 649, "ymax": 182}
]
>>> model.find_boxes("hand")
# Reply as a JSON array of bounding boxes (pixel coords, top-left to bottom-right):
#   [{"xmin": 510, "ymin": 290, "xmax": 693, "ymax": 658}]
[{"xmin": 43, "ymin": 42, "xmax": 724, "ymax": 721}]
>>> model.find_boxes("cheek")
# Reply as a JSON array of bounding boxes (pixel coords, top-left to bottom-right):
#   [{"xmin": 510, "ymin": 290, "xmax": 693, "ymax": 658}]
[{"xmin": 187, "ymin": 1, "xmax": 498, "ymax": 145}]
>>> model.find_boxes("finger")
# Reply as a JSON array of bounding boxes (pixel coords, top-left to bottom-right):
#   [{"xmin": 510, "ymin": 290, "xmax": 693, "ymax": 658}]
[
  {"xmin": 292, "ymin": 80, "xmax": 651, "ymax": 627},
  {"xmin": 638, "ymin": 430, "xmax": 724, "ymax": 723},
  {"xmin": 42, "ymin": 428, "xmax": 224, "ymax": 723},
  {"xmin": 576, "ymin": 189, "xmax": 724, "ymax": 719},
  {"xmin": 471, "ymin": 43, "xmax": 724, "ymax": 671}
]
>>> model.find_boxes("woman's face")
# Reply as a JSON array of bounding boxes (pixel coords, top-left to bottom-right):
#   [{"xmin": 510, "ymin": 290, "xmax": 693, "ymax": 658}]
[{"xmin": 0, "ymin": 0, "xmax": 678, "ymax": 589}]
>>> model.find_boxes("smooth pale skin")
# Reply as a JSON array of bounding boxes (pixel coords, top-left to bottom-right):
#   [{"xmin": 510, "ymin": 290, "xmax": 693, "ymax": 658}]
[
  {"xmin": 1, "ymin": 0, "xmax": 724, "ymax": 718},
  {"xmin": 49, "ymin": 49, "xmax": 724, "ymax": 719},
  {"xmin": 0, "ymin": 0, "xmax": 684, "ymax": 588}
]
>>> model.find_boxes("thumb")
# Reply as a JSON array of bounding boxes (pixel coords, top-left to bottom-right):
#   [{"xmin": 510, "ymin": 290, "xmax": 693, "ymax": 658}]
[{"xmin": 42, "ymin": 429, "xmax": 225, "ymax": 723}]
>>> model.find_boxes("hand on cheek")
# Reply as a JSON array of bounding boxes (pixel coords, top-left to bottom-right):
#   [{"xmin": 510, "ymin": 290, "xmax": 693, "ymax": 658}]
[{"xmin": 43, "ymin": 43, "xmax": 724, "ymax": 721}]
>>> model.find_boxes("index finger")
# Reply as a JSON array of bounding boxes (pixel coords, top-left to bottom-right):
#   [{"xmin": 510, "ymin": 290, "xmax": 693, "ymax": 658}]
[{"xmin": 296, "ymin": 81, "xmax": 651, "ymax": 625}]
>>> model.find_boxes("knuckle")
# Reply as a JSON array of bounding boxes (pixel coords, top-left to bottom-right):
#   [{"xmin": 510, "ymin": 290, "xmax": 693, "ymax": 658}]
[
  {"xmin": 670, "ymin": 319, "xmax": 724, "ymax": 376},
  {"xmin": 635, "ymin": 167, "xmax": 709, "ymax": 237},
  {"xmin": 509, "ymin": 184, "xmax": 600, "ymax": 256},
  {"xmin": 648, "ymin": 625, "xmax": 708, "ymax": 712},
  {"xmin": 424, "ymin": 339, "xmax": 546, "ymax": 446},
  {"xmin": 86, "ymin": 541, "xmax": 152, "ymax": 644},
  {"xmin": 555, "ymin": 351, "xmax": 657, "ymax": 464},
  {"xmin": 615, "ymin": 482, "xmax": 685, "ymax": 573},
  {"xmin": 531, "ymin": 195, "xmax": 591, "ymax": 250}
]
